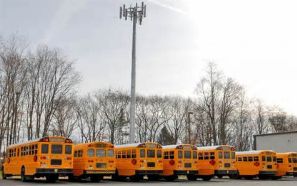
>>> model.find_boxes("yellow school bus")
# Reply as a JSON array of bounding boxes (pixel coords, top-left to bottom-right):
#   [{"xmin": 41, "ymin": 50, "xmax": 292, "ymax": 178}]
[
  {"xmin": 162, "ymin": 144, "xmax": 198, "ymax": 181},
  {"xmin": 194, "ymin": 149, "xmax": 216, "ymax": 181},
  {"xmin": 72, "ymin": 141, "xmax": 116, "ymax": 181},
  {"xmin": 114, "ymin": 142, "xmax": 163, "ymax": 181},
  {"xmin": 235, "ymin": 150, "xmax": 277, "ymax": 179},
  {"xmin": 275, "ymin": 152, "xmax": 297, "ymax": 178},
  {"xmin": 197, "ymin": 145, "xmax": 237, "ymax": 178},
  {"xmin": 2, "ymin": 136, "xmax": 73, "ymax": 182}
]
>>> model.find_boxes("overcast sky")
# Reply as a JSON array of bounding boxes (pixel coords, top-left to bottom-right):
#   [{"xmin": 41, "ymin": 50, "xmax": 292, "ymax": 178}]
[{"xmin": 1, "ymin": 0, "xmax": 297, "ymax": 114}]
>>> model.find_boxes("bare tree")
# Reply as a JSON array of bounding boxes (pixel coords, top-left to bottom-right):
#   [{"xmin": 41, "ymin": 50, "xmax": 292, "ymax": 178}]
[
  {"xmin": 51, "ymin": 97, "xmax": 78, "ymax": 138},
  {"xmin": 218, "ymin": 78, "xmax": 242, "ymax": 145},
  {"xmin": 76, "ymin": 95, "xmax": 106, "ymax": 142},
  {"xmin": 195, "ymin": 63, "xmax": 222, "ymax": 145},
  {"xmin": 98, "ymin": 89, "xmax": 129, "ymax": 144}
]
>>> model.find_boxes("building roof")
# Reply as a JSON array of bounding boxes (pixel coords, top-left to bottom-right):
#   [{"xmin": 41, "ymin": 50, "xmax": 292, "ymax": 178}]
[{"xmin": 254, "ymin": 131, "xmax": 297, "ymax": 137}]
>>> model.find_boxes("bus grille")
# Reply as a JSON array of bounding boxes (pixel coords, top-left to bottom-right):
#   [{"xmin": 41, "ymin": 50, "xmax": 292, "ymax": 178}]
[
  {"xmin": 147, "ymin": 162, "xmax": 155, "ymax": 167},
  {"xmin": 51, "ymin": 159, "xmax": 62, "ymax": 165},
  {"xmin": 267, "ymin": 165, "xmax": 272, "ymax": 169},
  {"xmin": 184, "ymin": 163, "xmax": 192, "ymax": 168},
  {"xmin": 96, "ymin": 163, "xmax": 106, "ymax": 168},
  {"xmin": 224, "ymin": 163, "xmax": 230, "ymax": 168}
]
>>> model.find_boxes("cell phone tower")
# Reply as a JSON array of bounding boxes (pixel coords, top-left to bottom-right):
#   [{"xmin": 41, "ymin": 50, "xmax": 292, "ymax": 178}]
[{"xmin": 120, "ymin": 2, "xmax": 146, "ymax": 143}]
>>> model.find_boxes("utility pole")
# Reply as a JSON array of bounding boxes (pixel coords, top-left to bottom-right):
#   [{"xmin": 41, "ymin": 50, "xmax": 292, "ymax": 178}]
[
  {"xmin": 187, "ymin": 111, "xmax": 193, "ymax": 144},
  {"xmin": 120, "ymin": 2, "xmax": 146, "ymax": 143}
]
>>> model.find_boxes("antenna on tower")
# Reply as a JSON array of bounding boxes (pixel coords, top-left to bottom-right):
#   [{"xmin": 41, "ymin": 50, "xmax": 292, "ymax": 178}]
[{"xmin": 119, "ymin": 2, "xmax": 147, "ymax": 144}]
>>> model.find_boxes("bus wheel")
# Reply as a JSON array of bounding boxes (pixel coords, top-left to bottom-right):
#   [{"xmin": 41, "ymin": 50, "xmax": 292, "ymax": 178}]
[
  {"xmin": 90, "ymin": 175, "xmax": 100, "ymax": 182},
  {"xmin": 217, "ymin": 175, "xmax": 223, "ymax": 179},
  {"xmin": 272, "ymin": 176, "xmax": 282, "ymax": 180},
  {"xmin": 202, "ymin": 176, "xmax": 212, "ymax": 181},
  {"xmin": 164, "ymin": 175, "xmax": 177, "ymax": 181},
  {"xmin": 148, "ymin": 175, "xmax": 160, "ymax": 181},
  {"xmin": 187, "ymin": 175, "xmax": 197, "ymax": 181},
  {"xmin": 46, "ymin": 175, "xmax": 58, "ymax": 183},
  {"xmin": 1, "ymin": 168, "xmax": 7, "ymax": 180},
  {"xmin": 130, "ymin": 175, "xmax": 141, "ymax": 182},
  {"xmin": 21, "ymin": 167, "xmax": 28, "ymax": 182}
]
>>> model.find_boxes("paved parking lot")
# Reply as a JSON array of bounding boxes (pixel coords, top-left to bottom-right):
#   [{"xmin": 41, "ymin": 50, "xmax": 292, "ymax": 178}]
[{"xmin": 0, "ymin": 177, "xmax": 297, "ymax": 186}]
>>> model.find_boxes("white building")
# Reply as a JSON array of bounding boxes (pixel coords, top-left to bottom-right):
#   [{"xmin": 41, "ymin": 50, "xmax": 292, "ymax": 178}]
[{"xmin": 254, "ymin": 131, "xmax": 297, "ymax": 152}]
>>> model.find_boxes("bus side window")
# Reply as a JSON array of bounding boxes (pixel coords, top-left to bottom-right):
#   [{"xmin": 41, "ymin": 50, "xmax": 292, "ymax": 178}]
[
  {"xmin": 248, "ymin": 157, "xmax": 253, "ymax": 162},
  {"xmin": 254, "ymin": 156, "xmax": 259, "ymax": 161},
  {"xmin": 210, "ymin": 152, "xmax": 215, "ymax": 160},
  {"xmin": 262, "ymin": 156, "xmax": 266, "ymax": 162},
  {"xmin": 164, "ymin": 151, "xmax": 169, "ymax": 159},
  {"xmin": 127, "ymin": 149, "xmax": 131, "ymax": 158},
  {"xmin": 42, "ymin": 144, "xmax": 49, "ymax": 154},
  {"xmin": 122, "ymin": 150, "xmax": 127, "ymax": 158},
  {"xmin": 74, "ymin": 151, "xmax": 78, "ymax": 157},
  {"xmin": 273, "ymin": 156, "xmax": 276, "ymax": 162},
  {"xmin": 243, "ymin": 157, "xmax": 247, "ymax": 162},
  {"xmin": 169, "ymin": 151, "xmax": 174, "ymax": 159},
  {"xmin": 277, "ymin": 158, "xmax": 283, "ymax": 163},
  {"xmin": 204, "ymin": 152, "xmax": 209, "ymax": 160},
  {"xmin": 116, "ymin": 151, "xmax": 121, "ymax": 159},
  {"xmin": 288, "ymin": 158, "xmax": 292, "ymax": 163},
  {"xmin": 132, "ymin": 149, "xmax": 136, "ymax": 158},
  {"xmin": 238, "ymin": 157, "xmax": 242, "ymax": 161},
  {"xmin": 34, "ymin": 144, "xmax": 38, "ymax": 155},
  {"xmin": 140, "ymin": 149, "xmax": 145, "ymax": 158},
  {"xmin": 198, "ymin": 153, "xmax": 203, "ymax": 160}
]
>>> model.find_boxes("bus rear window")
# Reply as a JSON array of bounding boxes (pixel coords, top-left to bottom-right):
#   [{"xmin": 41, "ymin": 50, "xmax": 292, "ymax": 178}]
[
  {"xmin": 96, "ymin": 149, "xmax": 105, "ymax": 157},
  {"xmin": 178, "ymin": 151, "xmax": 183, "ymax": 159},
  {"xmin": 184, "ymin": 151, "xmax": 191, "ymax": 159},
  {"xmin": 157, "ymin": 150, "xmax": 162, "ymax": 158},
  {"xmin": 140, "ymin": 149, "xmax": 145, "ymax": 158},
  {"xmin": 193, "ymin": 151, "xmax": 197, "ymax": 159},
  {"xmin": 231, "ymin": 152, "xmax": 235, "ymax": 159},
  {"xmin": 51, "ymin": 144, "xmax": 62, "ymax": 154},
  {"xmin": 147, "ymin": 150, "xmax": 155, "ymax": 158},
  {"xmin": 42, "ymin": 144, "xmax": 48, "ymax": 154},
  {"xmin": 65, "ymin": 145, "xmax": 72, "ymax": 154},
  {"xmin": 88, "ymin": 149, "xmax": 95, "ymax": 157},
  {"xmin": 267, "ymin": 156, "xmax": 272, "ymax": 162},
  {"xmin": 224, "ymin": 152, "xmax": 230, "ymax": 159},
  {"xmin": 107, "ymin": 149, "xmax": 114, "ymax": 157}
]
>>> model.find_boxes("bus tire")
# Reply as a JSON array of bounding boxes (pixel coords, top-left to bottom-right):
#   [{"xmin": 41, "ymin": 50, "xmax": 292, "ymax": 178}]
[
  {"xmin": 164, "ymin": 175, "xmax": 177, "ymax": 181},
  {"xmin": 1, "ymin": 167, "xmax": 6, "ymax": 180},
  {"xmin": 272, "ymin": 176, "xmax": 282, "ymax": 180},
  {"xmin": 130, "ymin": 175, "xmax": 142, "ymax": 182},
  {"xmin": 202, "ymin": 176, "xmax": 212, "ymax": 181},
  {"xmin": 217, "ymin": 175, "xmax": 223, "ymax": 179},
  {"xmin": 21, "ymin": 167, "xmax": 27, "ymax": 182},
  {"xmin": 46, "ymin": 175, "xmax": 58, "ymax": 183},
  {"xmin": 187, "ymin": 175, "xmax": 197, "ymax": 181},
  {"xmin": 90, "ymin": 175, "xmax": 100, "ymax": 182},
  {"xmin": 148, "ymin": 175, "xmax": 160, "ymax": 181}
]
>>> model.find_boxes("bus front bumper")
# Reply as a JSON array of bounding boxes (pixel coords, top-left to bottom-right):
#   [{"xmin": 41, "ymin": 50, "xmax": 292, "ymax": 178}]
[
  {"xmin": 83, "ymin": 170, "xmax": 115, "ymax": 175},
  {"xmin": 35, "ymin": 168, "xmax": 72, "ymax": 176},
  {"xmin": 215, "ymin": 170, "xmax": 238, "ymax": 176},
  {"xmin": 174, "ymin": 170, "xmax": 198, "ymax": 175},
  {"xmin": 259, "ymin": 171, "xmax": 276, "ymax": 176},
  {"xmin": 135, "ymin": 170, "xmax": 163, "ymax": 175}
]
